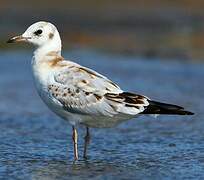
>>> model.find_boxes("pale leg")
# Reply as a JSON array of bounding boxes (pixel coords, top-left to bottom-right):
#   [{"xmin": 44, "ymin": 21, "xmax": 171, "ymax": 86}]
[
  {"xmin": 83, "ymin": 127, "xmax": 90, "ymax": 159},
  {"xmin": 72, "ymin": 126, "xmax": 78, "ymax": 161}
]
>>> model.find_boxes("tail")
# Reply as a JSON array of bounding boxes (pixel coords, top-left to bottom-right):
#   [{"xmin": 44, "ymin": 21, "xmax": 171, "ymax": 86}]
[{"xmin": 142, "ymin": 100, "xmax": 194, "ymax": 115}]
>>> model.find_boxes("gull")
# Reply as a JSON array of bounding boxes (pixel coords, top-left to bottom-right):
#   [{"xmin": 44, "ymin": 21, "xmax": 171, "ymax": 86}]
[{"xmin": 7, "ymin": 21, "xmax": 194, "ymax": 161}]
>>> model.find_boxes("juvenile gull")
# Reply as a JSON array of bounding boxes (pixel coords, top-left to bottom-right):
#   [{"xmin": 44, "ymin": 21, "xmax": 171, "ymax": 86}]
[{"xmin": 7, "ymin": 21, "xmax": 194, "ymax": 160}]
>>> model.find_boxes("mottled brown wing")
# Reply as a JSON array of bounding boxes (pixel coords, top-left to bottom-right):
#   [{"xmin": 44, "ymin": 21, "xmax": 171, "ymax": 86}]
[
  {"xmin": 104, "ymin": 92, "xmax": 149, "ymax": 114},
  {"xmin": 48, "ymin": 63, "xmax": 150, "ymax": 116},
  {"xmin": 47, "ymin": 64, "xmax": 122, "ymax": 116}
]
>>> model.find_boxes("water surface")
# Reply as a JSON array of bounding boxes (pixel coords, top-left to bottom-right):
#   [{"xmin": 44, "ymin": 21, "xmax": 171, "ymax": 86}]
[{"xmin": 0, "ymin": 50, "xmax": 203, "ymax": 179}]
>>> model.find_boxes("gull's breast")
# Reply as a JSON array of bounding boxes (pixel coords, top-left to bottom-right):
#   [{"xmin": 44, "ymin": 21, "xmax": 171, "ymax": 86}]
[{"xmin": 31, "ymin": 60, "xmax": 80, "ymax": 125}]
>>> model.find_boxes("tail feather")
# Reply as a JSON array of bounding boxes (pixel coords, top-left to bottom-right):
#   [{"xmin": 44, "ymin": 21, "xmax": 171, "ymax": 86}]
[{"xmin": 142, "ymin": 100, "xmax": 194, "ymax": 115}]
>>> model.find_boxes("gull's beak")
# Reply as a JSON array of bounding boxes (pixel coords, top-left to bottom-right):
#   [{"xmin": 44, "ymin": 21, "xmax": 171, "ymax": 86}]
[{"xmin": 7, "ymin": 35, "xmax": 30, "ymax": 43}]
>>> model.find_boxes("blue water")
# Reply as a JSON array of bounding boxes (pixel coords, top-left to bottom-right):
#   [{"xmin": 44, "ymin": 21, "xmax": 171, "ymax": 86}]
[{"xmin": 0, "ymin": 49, "xmax": 203, "ymax": 179}]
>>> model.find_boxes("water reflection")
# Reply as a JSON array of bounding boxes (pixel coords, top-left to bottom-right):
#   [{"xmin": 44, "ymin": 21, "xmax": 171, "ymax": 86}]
[{"xmin": 31, "ymin": 158, "xmax": 163, "ymax": 180}]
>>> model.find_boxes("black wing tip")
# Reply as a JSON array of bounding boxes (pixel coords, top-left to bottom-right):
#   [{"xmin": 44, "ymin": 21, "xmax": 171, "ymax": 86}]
[{"xmin": 145, "ymin": 100, "xmax": 195, "ymax": 115}]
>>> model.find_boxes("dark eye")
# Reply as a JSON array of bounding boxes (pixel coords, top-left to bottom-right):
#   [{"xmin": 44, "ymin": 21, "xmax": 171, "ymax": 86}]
[{"xmin": 34, "ymin": 29, "xmax": 43, "ymax": 36}]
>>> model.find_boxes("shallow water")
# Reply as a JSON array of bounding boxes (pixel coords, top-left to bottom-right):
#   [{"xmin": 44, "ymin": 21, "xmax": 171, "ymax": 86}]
[{"xmin": 0, "ymin": 50, "xmax": 203, "ymax": 179}]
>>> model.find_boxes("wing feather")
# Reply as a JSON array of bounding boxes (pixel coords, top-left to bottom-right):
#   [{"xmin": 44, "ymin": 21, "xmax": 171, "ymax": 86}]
[
  {"xmin": 47, "ymin": 61, "xmax": 149, "ymax": 117},
  {"xmin": 48, "ymin": 62, "xmax": 122, "ymax": 116}
]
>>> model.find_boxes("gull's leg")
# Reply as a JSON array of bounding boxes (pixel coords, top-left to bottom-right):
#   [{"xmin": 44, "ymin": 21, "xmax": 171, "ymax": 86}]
[
  {"xmin": 83, "ymin": 127, "xmax": 90, "ymax": 159},
  {"xmin": 72, "ymin": 126, "xmax": 78, "ymax": 161}
]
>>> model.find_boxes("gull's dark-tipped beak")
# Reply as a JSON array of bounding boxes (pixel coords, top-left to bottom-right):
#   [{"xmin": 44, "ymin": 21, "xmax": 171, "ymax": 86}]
[{"xmin": 7, "ymin": 35, "xmax": 30, "ymax": 43}]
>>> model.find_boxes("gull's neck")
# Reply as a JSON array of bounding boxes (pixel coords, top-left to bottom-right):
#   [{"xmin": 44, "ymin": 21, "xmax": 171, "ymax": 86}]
[
  {"xmin": 31, "ymin": 31, "xmax": 62, "ymax": 88},
  {"xmin": 33, "ymin": 31, "xmax": 62, "ymax": 64}
]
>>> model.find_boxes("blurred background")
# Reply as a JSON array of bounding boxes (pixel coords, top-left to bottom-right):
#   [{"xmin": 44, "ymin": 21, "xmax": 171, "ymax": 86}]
[
  {"xmin": 1, "ymin": 0, "xmax": 204, "ymax": 61},
  {"xmin": 1, "ymin": 1, "xmax": 204, "ymax": 179}
]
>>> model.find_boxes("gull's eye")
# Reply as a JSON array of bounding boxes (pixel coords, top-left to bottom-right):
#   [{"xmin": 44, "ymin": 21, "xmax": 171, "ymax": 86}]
[{"xmin": 34, "ymin": 29, "xmax": 43, "ymax": 36}]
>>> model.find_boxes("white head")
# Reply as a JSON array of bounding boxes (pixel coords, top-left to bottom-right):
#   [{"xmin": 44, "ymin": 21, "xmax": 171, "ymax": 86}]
[{"xmin": 7, "ymin": 21, "xmax": 62, "ymax": 56}]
